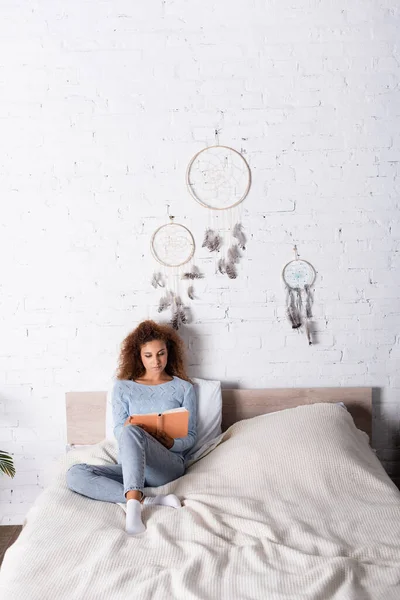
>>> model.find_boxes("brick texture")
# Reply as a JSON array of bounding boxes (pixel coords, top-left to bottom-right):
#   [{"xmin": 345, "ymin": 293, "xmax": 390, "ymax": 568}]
[{"xmin": 0, "ymin": 1, "xmax": 399, "ymax": 523}]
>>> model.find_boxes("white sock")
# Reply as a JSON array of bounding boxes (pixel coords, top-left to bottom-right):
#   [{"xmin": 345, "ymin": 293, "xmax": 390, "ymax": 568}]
[
  {"xmin": 142, "ymin": 494, "xmax": 181, "ymax": 509},
  {"xmin": 125, "ymin": 499, "xmax": 146, "ymax": 535}
]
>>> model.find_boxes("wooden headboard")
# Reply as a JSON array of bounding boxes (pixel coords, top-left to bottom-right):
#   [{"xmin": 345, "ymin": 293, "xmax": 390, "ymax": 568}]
[{"xmin": 65, "ymin": 387, "xmax": 372, "ymax": 445}]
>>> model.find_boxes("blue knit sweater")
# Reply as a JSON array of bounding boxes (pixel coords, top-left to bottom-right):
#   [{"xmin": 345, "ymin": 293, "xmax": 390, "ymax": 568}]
[{"xmin": 112, "ymin": 376, "xmax": 197, "ymax": 458}]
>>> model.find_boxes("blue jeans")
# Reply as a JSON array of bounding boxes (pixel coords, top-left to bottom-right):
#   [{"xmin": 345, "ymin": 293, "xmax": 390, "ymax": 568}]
[{"xmin": 66, "ymin": 425, "xmax": 185, "ymax": 503}]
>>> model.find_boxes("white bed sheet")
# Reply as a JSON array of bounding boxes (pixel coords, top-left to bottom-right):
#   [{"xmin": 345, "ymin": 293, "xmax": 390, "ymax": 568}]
[{"xmin": 1, "ymin": 403, "xmax": 400, "ymax": 600}]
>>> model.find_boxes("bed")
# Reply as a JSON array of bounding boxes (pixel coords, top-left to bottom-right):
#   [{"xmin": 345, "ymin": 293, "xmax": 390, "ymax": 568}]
[{"xmin": 1, "ymin": 386, "xmax": 400, "ymax": 600}]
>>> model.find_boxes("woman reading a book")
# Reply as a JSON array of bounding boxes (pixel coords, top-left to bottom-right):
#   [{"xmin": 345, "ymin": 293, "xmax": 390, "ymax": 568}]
[{"xmin": 66, "ymin": 320, "xmax": 197, "ymax": 535}]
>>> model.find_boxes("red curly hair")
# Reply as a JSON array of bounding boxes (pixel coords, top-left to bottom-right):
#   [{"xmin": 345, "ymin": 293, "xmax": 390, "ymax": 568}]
[{"xmin": 116, "ymin": 320, "xmax": 191, "ymax": 382}]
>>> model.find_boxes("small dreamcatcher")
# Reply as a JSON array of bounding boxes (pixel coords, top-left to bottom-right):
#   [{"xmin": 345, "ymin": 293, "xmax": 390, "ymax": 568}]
[
  {"xmin": 151, "ymin": 209, "xmax": 203, "ymax": 330},
  {"xmin": 282, "ymin": 246, "xmax": 316, "ymax": 345},
  {"xmin": 186, "ymin": 133, "xmax": 251, "ymax": 279}
]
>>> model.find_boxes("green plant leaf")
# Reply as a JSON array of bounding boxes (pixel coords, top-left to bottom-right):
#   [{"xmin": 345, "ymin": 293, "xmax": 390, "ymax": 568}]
[{"xmin": 0, "ymin": 451, "xmax": 16, "ymax": 478}]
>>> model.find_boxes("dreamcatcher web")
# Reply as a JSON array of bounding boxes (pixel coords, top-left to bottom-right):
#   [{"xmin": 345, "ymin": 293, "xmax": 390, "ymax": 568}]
[
  {"xmin": 186, "ymin": 145, "xmax": 251, "ymax": 210},
  {"xmin": 282, "ymin": 260, "xmax": 316, "ymax": 289},
  {"xmin": 151, "ymin": 222, "xmax": 194, "ymax": 267}
]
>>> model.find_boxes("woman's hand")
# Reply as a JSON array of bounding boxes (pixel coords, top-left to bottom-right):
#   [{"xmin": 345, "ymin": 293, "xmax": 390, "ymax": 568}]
[
  {"xmin": 124, "ymin": 417, "xmax": 152, "ymax": 434},
  {"xmin": 124, "ymin": 417, "xmax": 142, "ymax": 427},
  {"xmin": 153, "ymin": 430, "xmax": 174, "ymax": 449}
]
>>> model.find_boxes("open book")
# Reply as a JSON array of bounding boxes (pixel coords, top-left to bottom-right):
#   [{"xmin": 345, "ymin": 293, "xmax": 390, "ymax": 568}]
[{"xmin": 129, "ymin": 407, "xmax": 189, "ymax": 439}]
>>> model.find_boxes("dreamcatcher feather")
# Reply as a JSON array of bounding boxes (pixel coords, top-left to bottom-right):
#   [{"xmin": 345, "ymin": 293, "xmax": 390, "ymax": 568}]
[
  {"xmin": 151, "ymin": 219, "xmax": 203, "ymax": 330},
  {"xmin": 157, "ymin": 290, "xmax": 173, "ymax": 313},
  {"xmin": 202, "ymin": 229, "xmax": 223, "ymax": 252},
  {"xmin": 202, "ymin": 212, "xmax": 247, "ymax": 279},
  {"xmin": 233, "ymin": 223, "xmax": 246, "ymax": 250},
  {"xmin": 151, "ymin": 272, "xmax": 165, "ymax": 289},
  {"xmin": 182, "ymin": 265, "xmax": 203, "ymax": 280},
  {"xmin": 227, "ymin": 243, "xmax": 241, "ymax": 265},
  {"xmin": 286, "ymin": 287, "xmax": 302, "ymax": 329},
  {"xmin": 170, "ymin": 295, "xmax": 188, "ymax": 330},
  {"xmin": 216, "ymin": 203, "xmax": 247, "ymax": 279},
  {"xmin": 217, "ymin": 258, "xmax": 226, "ymax": 274},
  {"xmin": 225, "ymin": 261, "xmax": 237, "ymax": 280},
  {"xmin": 282, "ymin": 247, "xmax": 316, "ymax": 345}
]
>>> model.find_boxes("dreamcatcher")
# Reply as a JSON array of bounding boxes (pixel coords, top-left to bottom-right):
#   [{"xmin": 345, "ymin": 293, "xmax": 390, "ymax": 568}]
[
  {"xmin": 186, "ymin": 135, "xmax": 251, "ymax": 279},
  {"xmin": 282, "ymin": 246, "xmax": 316, "ymax": 345},
  {"xmin": 150, "ymin": 210, "xmax": 203, "ymax": 330}
]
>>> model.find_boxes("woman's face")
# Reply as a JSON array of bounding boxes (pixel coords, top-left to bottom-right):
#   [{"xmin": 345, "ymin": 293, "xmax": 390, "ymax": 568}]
[{"xmin": 140, "ymin": 339, "xmax": 168, "ymax": 375}]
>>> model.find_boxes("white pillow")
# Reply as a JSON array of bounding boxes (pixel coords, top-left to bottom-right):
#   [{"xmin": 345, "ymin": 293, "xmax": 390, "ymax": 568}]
[
  {"xmin": 105, "ymin": 377, "xmax": 223, "ymax": 456},
  {"xmin": 190, "ymin": 377, "xmax": 222, "ymax": 456},
  {"xmin": 105, "ymin": 387, "xmax": 116, "ymax": 441}
]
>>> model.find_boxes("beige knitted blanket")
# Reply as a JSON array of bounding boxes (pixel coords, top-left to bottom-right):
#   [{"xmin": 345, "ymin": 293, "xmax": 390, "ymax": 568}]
[{"xmin": 1, "ymin": 403, "xmax": 400, "ymax": 600}]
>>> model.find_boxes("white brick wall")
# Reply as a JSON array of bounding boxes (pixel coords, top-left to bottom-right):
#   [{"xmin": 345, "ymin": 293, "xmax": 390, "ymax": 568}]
[{"xmin": 0, "ymin": 1, "xmax": 399, "ymax": 524}]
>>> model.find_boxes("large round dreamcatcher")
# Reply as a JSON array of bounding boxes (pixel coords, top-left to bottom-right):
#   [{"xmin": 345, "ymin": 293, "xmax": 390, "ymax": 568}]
[
  {"xmin": 150, "ymin": 212, "xmax": 203, "ymax": 330},
  {"xmin": 282, "ymin": 246, "xmax": 316, "ymax": 345},
  {"xmin": 186, "ymin": 139, "xmax": 251, "ymax": 279}
]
